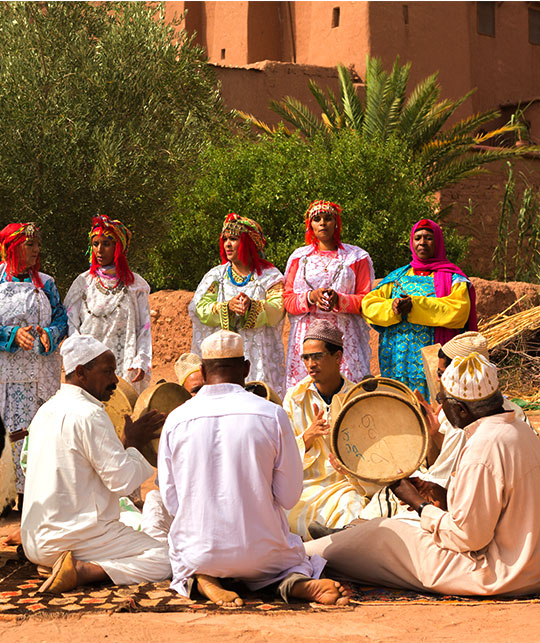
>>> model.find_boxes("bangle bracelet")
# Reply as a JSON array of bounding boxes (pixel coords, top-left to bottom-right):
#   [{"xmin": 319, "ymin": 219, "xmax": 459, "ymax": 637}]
[{"xmin": 417, "ymin": 502, "xmax": 431, "ymax": 516}]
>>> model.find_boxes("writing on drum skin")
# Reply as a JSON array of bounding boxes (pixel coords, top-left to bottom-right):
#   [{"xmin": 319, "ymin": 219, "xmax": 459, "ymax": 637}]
[{"xmin": 341, "ymin": 414, "xmax": 390, "ymax": 464}]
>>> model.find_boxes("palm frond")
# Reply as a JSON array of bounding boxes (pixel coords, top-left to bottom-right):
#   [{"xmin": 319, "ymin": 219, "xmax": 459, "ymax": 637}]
[
  {"xmin": 269, "ymin": 97, "xmax": 326, "ymax": 140},
  {"xmin": 337, "ymin": 64, "xmax": 364, "ymax": 130},
  {"xmin": 233, "ymin": 110, "xmax": 279, "ymax": 135}
]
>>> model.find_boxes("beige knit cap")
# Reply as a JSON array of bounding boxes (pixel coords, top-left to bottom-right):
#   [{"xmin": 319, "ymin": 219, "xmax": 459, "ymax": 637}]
[
  {"xmin": 441, "ymin": 352, "xmax": 499, "ymax": 401},
  {"xmin": 201, "ymin": 330, "xmax": 244, "ymax": 359},
  {"xmin": 442, "ymin": 331, "xmax": 489, "ymax": 360},
  {"xmin": 174, "ymin": 353, "xmax": 202, "ymax": 386}
]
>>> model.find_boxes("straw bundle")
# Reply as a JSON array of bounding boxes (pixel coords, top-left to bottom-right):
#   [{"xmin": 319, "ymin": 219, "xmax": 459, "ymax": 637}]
[{"xmin": 478, "ymin": 296, "xmax": 540, "ymax": 349}]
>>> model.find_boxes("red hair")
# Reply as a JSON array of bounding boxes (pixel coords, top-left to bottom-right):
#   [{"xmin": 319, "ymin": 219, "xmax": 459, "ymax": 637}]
[
  {"xmin": 220, "ymin": 233, "xmax": 274, "ymax": 275},
  {"xmin": 0, "ymin": 223, "xmax": 43, "ymax": 288}
]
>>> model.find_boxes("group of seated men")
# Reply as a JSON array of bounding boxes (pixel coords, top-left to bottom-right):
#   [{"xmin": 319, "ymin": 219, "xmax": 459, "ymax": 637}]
[{"xmin": 19, "ymin": 320, "xmax": 540, "ymax": 604}]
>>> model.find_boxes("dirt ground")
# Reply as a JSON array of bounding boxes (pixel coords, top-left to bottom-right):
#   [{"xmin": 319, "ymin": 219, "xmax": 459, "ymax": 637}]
[{"xmin": 3, "ymin": 279, "xmax": 540, "ymax": 640}]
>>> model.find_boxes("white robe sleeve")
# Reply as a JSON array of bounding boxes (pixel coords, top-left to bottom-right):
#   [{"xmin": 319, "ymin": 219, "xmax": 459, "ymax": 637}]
[
  {"xmin": 157, "ymin": 417, "xmax": 179, "ymax": 518},
  {"xmin": 64, "ymin": 273, "xmax": 88, "ymax": 336},
  {"xmin": 128, "ymin": 276, "xmax": 152, "ymax": 374},
  {"xmin": 79, "ymin": 408, "xmax": 153, "ymax": 496},
  {"xmin": 272, "ymin": 407, "xmax": 304, "ymax": 510}
]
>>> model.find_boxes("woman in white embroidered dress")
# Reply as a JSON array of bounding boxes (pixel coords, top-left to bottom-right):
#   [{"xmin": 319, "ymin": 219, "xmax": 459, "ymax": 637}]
[
  {"xmin": 64, "ymin": 215, "xmax": 152, "ymax": 393},
  {"xmin": 284, "ymin": 201, "xmax": 374, "ymax": 390},
  {"xmin": 0, "ymin": 223, "xmax": 67, "ymax": 505},
  {"xmin": 189, "ymin": 213, "xmax": 285, "ymax": 397}
]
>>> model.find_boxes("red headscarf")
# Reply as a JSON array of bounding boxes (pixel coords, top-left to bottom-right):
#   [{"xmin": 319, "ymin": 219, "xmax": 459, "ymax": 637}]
[
  {"xmin": 0, "ymin": 222, "xmax": 43, "ymax": 288},
  {"xmin": 89, "ymin": 215, "xmax": 134, "ymax": 286},
  {"xmin": 304, "ymin": 200, "xmax": 343, "ymax": 249},
  {"xmin": 410, "ymin": 219, "xmax": 477, "ymax": 344}
]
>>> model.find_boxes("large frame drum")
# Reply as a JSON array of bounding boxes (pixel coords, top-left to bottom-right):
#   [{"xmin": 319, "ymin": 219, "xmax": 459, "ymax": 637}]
[
  {"xmin": 244, "ymin": 380, "xmax": 282, "ymax": 405},
  {"xmin": 331, "ymin": 379, "xmax": 428, "ymax": 484},
  {"xmin": 104, "ymin": 377, "xmax": 139, "ymax": 443},
  {"xmin": 132, "ymin": 382, "xmax": 191, "ymax": 467}
]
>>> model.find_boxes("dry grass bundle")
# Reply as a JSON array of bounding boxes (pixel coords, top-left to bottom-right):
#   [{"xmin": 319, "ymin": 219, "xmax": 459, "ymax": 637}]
[{"xmin": 479, "ymin": 297, "xmax": 540, "ymax": 398}]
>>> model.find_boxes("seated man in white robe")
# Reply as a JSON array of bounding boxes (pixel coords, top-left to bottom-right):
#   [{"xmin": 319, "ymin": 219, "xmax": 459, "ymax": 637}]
[
  {"xmin": 21, "ymin": 334, "xmax": 171, "ymax": 594},
  {"xmin": 306, "ymin": 353, "xmax": 540, "ymax": 596},
  {"xmin": 158, "ymin": 329, "xmax": 350, "ymax": 607}
]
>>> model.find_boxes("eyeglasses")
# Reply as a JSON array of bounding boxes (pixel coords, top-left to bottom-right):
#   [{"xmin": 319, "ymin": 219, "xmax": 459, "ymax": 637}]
[{"xmin": 301, "ymin": 351, "xmax": 330, "ymax": 363}]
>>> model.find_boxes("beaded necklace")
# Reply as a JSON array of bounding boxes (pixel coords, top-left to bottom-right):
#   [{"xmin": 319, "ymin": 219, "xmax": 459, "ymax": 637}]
[{"xmin": 227, "ymin": 264, "xmax": 252, "ymax": 287}]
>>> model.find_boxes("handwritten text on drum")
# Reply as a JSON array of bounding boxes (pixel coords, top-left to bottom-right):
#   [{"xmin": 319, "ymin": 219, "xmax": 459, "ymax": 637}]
[{"xmin": 340, "ymin": 413, "xmax": 390, "ymax": 464}]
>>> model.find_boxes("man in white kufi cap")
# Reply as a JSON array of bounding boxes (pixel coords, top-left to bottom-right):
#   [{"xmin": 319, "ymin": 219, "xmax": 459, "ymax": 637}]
[
  {"xmin": 21, "ymin": 334, "xmax": 171, "ymax": 594},
  {"xmin": 360, "ymin": 332, "xmax": 532, "ymax": 522},
  {"xmin": 158, "ymin": 329, "xmax": 351, "ymax": 607},
  {"xmin": 306, "ymin": 352, "xmax": 540, "ymax": 597}
]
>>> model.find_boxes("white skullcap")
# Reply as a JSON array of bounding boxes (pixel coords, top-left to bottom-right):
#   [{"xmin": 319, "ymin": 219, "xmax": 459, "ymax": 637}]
[
  {"xmin": 174, "ymin": 352, "xmax": 202, "ymax": 385},
  {"xmin": 61, "ymin": 334, "xmax": 112, "ymax": 375},
  {"xmin": 200, "ymin": 330, "xmax": 244, "ymax": 359},
  {"xmin": 441, "ymin": 352, "xmax": 499, "ymax": 401},
  {"xmin": 442, "ymin": 331, "xmax": 489, "ymax": 360}
]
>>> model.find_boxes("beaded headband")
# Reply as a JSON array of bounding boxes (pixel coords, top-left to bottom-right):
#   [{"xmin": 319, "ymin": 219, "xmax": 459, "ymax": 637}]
[
  {"xmin": 221, "ymin": 213, "xmax": 266, "ymax": 253},
  {"xmin": 89, "ymin": 214, "xmax": 132, "ymax": 253},
  {"xmin": 306, "ymin": 200, "xmax": 342, "ymax": 220}
]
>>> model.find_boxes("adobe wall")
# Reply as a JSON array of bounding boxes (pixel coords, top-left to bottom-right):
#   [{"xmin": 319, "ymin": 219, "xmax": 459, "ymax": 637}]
[
  {"xmin": 440, "ymin": 155, "xmax": 540, "ymax": 279},
  {"xmin": 213, "ymin": 61, "xmax": 342, "ymax": 126}
]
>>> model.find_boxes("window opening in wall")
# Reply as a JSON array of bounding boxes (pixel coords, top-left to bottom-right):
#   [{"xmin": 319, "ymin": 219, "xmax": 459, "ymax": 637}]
[
  {"xmin": 529, "ymin": 8, "xmax": 540, "ymax": 45},
  {"xmin": 332, "ymin": 7, "xmax": 340, "ymax": 28},
  {"xmin": 477, "ymin": 1, "xmax": 495, "ymax": 37},
  {"xmin": 402, "ymin": 4, "xmax": 409, "ymax": 25},
  {"xmin": 221, "ymin": 48, "xmax": 226, "ymax": 60}
]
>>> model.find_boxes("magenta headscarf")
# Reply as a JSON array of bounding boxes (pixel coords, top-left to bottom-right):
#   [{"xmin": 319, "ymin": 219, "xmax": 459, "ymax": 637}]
[{"xmin": 410, "ymin": 219, "xmax": 477, "ymax": 345}]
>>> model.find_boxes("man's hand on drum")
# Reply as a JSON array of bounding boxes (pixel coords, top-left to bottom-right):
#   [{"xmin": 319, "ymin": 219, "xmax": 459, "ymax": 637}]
[
  {"xmin": 228, "ymin": 293, "xmax": 250, "ymax": 316},
  {"xmin": 390, "ymin": 477, "xmax": 447, "ymax": 512},
  {"xmin": 122, "ymin": 410, "xmax": 165, "ymax": 451},
  {"xmin": 15, "ymin": 325, "xmax": 35, "ymax": 351},
  {"xmin": 303, "ymin": 404, "xmax": 328, "ymax": 451},
  {"xmin": 409, "ymin": 477, "xmax": 447, "ymax": 510},
  {"xmin": 392, "ymin": 295, "xmax": 412, "ymax": 317},
  {"xmin": 328, "ymin": 452, "xmax": 347, "ymax": 476}
]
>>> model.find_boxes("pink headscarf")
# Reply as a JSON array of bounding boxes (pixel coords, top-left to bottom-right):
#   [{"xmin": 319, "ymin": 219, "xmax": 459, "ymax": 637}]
[{"xmin": 410, "ymin": 219, "xmax": 477, "ymax": 345}]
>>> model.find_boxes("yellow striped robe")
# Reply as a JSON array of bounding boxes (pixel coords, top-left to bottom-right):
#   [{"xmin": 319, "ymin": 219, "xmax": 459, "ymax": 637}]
[{"xmin": 283, "ymin": 375, "xmax": 380, "ymax": 540}]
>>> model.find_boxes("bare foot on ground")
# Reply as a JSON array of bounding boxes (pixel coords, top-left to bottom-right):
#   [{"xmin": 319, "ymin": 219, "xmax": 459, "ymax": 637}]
[
  {"xmin": 196, "ymin": 574, "xmax": 244, "ymax": 607},
  {"xmin": 2, "ymin": 525, "xmax": 21, "ymax": 546},
  {"xmin": 290, "ymin": 578, "xmax": 351, "ymax": 605}
]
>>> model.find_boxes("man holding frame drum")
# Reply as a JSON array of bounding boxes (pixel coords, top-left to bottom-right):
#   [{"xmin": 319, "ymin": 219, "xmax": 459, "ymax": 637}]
[{"xmin": 305, "ymin": 352, "xmax": 540, "ymax": 597}]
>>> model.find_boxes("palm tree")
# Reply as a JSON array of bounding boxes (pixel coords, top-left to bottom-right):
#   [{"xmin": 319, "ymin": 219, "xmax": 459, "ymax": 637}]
[{"xmin": 237, "ymin": 56, "xmax": 531, "ymax": 194}]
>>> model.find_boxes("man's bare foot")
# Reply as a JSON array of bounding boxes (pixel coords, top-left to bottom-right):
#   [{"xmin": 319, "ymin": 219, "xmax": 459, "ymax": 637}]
[
  {"xmin": 2, "ymin": 526, "xmax": 21, "ymax": 546},
  {"xmin": 196, "ymin": 574, "xmax": 244, "ymax": 607},
  {"xmin": 290, "ymin": 578, "xmax": 351, "ymax": 605}
]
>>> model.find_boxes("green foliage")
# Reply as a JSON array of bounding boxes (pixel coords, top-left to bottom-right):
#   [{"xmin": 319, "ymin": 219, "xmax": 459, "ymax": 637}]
[
  {"xmin": 239, "ymin": 56, "xmax": 530, "ymax": 195},
  {"xmin": 492, "ymin": 163, "xmax": 540, "ymax": 283},
  {"xmin": 0, "ymin": 2, "xmax": 226, "ymax": 293},
  {"xmin": 150, "ymin": 130, "xmax": 467, "ymax": 291}
]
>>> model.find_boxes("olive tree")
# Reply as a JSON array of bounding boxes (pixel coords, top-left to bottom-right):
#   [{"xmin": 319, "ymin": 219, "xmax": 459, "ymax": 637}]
[{"xmin": 0, "ymin": 2, "xmax": 226, "ymax": 292}]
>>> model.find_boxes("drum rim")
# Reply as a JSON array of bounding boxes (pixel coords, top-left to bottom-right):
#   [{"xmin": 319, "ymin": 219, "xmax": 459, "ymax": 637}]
[
  {"xmin": 341, "ymin": 377, "xmax": 420, "ymax": 407},
  {"xmin": 244, "ymin": 380, "xmax": 282, "ymax": 406},
  {"xmin": 330, "ymin": 390, "xmax": 428, "ymax": 484}
]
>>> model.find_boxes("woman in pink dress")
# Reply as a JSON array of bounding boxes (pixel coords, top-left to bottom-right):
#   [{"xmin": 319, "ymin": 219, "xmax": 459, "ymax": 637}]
[{"xmin": 283, "ymin": 201, "xmax": 374, "ymax": 390}]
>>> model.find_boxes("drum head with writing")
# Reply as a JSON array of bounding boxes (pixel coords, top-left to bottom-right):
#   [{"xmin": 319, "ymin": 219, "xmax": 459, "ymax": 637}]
[{"xmin": 332, "ymin": 391, "xmax": 428, "ymax": 484}]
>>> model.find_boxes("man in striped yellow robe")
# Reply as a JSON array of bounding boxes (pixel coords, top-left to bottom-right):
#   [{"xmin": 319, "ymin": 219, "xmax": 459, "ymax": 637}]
[{"xmin": 283, "ymin": 320, "xmax": 379, "ymax": 540}]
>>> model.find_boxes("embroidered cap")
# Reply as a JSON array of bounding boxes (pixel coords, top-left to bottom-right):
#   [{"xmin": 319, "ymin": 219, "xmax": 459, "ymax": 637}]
[
  {"xmin": 441, "ymin": 352, "xmax": 499, "ymax": 401},
  {"xmin": 306, "ymin": 200, "xmax": 342, "ymax": 220},
  {"xmin": 201, "ymin": 330, "xmax": 244, "ymax": 359},
  {"xmin": 304, "ymin": 319, "xmax": 344, "ymax": 348},
  {"xmin": 442, "ymin": 331, "xmax": 489, "ymax": 361},
  {"xmin": 174, "ymin": 352, "xmax": 202, "ymax": 385},
  {"xmin": 61, "ymin": 334, "xmax": 112, "ymax": 376}
]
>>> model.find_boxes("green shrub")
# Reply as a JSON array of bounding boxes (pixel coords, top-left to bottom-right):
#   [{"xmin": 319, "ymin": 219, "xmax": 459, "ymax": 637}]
[{"xmin": 150, "ymin": 130, "xmax": 467, "ymax": 290}]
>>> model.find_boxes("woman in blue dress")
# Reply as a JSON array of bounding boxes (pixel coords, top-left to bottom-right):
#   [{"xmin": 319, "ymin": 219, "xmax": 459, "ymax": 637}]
[{"xmin": 361, "ymin": 219, "xmax": 477, "ymax": 399}]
